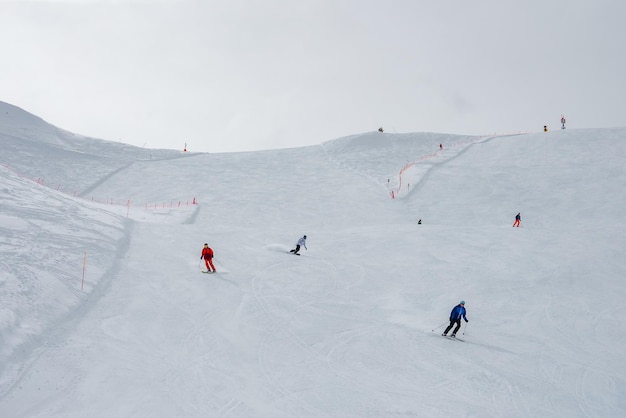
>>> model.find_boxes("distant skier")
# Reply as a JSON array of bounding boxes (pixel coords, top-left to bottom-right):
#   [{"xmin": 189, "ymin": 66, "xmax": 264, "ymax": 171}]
[
  {"xmin": 378, "ymin": 127, "xmax": 384, "ymax": 132},
  {"xmin": 201, "ymin": 243, "xmax": 216, "ymax": 273},
  {"xmin": 513, "ymin": 212, "xmax": 521, "ymax": 227},
  {"xmin": 561, "ymin": 115, "xmax": 566, "ymax": 130},
  {"xmin": 442, "ymin": 301, "xmax": 468, "ymax": 338},
  {"xmin": 544, "ymin": 125, "xmax": 548, "ymax": 132},
  {"xmin": 290, "ymin": 235, "xmax": 307, "ymax": 255}
]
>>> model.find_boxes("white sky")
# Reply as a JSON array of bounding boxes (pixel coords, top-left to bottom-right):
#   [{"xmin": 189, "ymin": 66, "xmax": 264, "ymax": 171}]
[{"xmin": 1, "ymin": 0, "xmax": 625, "ymax": 152}]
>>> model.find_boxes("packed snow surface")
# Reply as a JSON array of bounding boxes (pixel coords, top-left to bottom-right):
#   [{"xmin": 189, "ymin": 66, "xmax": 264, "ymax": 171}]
[{"xmin": 1, "ymin": 101, "xmax": 625, "ymax": 417}]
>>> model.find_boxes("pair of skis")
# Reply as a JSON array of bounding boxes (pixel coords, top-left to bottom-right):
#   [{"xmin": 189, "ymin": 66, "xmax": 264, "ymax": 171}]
[{"xmin": 442, "ymin": 335, "xmax": 464, "ymax": 342}]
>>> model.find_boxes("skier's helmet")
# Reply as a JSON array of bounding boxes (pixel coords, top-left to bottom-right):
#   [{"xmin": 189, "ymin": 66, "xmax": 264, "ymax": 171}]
[
  {"xmin": 460, "ymin": 300, "xmax": 465, "ymax": 305},
  {"xmin": 303, "ymin": 235, "xmax": 307, "ymax": 239}
]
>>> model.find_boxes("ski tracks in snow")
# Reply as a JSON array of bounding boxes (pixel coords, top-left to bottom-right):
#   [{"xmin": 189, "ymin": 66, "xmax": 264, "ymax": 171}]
[{"xmin": 250, "ymin": 256, "xmax": 340, "ymax": 417}]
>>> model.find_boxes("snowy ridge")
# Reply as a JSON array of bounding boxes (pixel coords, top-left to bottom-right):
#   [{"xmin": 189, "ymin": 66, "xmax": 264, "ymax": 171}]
[
  {"xmin": 0, "ymin": 102, "xmax": 625, "ymax": 417},
  {"xmin": 321, "ymin": 130, "xmax": 476, "ymax": 183},
  {"xmin": 0, "ymin": 166, "xmax": 128, "ymax": 373}
]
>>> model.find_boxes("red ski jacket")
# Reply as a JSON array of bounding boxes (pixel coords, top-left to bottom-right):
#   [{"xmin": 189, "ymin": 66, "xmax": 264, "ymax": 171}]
[{"xmin": 201, "ymin": 247, "xmax": 214, "ymax": 259}]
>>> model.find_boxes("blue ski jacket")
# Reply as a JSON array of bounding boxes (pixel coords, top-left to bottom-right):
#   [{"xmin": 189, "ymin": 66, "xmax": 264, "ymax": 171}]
[{"xmin": 450, "ymin": 305, "xmax": 468, "ymax": 322}]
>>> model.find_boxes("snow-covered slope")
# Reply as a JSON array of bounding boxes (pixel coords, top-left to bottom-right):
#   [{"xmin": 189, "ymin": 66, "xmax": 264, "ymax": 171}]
[{"xmin": 1, "ymin": 101, "xmax": 625, "ymax": 417}]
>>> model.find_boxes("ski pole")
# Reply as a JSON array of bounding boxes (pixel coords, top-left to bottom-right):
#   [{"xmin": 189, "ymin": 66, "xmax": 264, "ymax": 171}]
[
  {"xmin": 463, "ymin": 321, "xmax": 469, "ymax": 335},
  {"xmin": 431, "ymin": 321, "xmax": 449, "ymax": 332}
]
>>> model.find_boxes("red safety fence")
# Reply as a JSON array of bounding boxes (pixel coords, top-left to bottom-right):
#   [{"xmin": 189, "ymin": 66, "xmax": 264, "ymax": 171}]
[
  {"xmin": 2, "ymin": 162, "xmax": 198, "ymax": 211},
  {"xmin": 389, "ymin": 132, "xmax": 528, "ymax": 199}
]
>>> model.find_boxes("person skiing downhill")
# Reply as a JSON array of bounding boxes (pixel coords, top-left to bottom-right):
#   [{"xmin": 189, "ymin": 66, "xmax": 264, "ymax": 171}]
[
  {"xmin": 513, "ymin": 213, "xmax": 521, "ymax": 227},
  {"xmin": 201, "ymin": 243, "xmax": 216, "ymax": 273},
  {"xmin": 442, "ymin": 301, "xmax": 468, "ymax": 338},
  {"xmin": 290, "ymin": 235, "xmax": 307, "ymax": 255}
]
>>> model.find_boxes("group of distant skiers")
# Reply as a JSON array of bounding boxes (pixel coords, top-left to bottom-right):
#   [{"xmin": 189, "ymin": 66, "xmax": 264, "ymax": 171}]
[
  {"xmin": 202, "ymin": 234, "xmax": 473, "ymax": 341},
  {"xmin": 200, "ymin": 212, "xmax": 523, "ymax": 339},
  {"xmin": 544, "ymin": 115, "xmax": 567, "ymax": 132},
  {"xmin": 200, "ymin": 124, "xmax": 535, "ymax": 342},
  {"xmin": 200, "ymin": 212, "xmax": 524, "ymax": 341}
]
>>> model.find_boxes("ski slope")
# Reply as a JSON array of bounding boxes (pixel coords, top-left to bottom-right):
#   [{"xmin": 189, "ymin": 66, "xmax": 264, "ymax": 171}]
[{"xmin": 1, "ymin": 101, "xmax": 625, "ymax": 417}]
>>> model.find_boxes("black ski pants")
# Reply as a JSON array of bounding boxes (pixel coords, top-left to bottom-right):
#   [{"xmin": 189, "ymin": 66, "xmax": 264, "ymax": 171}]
[
  {"xmin": 290, "ymin": 245, "xmax": 301, "ymax": 254},
  {"xmin": 444, "ymin": 319, "xmax": 461, "ymax": 335}
]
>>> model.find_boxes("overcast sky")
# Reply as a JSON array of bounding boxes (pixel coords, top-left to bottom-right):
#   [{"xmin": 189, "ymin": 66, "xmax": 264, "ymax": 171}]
[{"xmin": 1, "ymin": 0, "xmax": 625, "ymax": 152}]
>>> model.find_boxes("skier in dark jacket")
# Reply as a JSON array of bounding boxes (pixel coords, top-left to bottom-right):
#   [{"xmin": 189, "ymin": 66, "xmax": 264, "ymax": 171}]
[
  {"xmin": 513, "ymin": 213, "xmax": 521, "ymax": 227},
  {"xmin": 442, "ymin": 301, "xmax": 468, "ymax": 338}
]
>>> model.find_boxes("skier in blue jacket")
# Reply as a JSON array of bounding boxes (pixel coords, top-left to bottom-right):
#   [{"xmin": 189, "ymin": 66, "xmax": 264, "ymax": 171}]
[{"xmin": 442, "ymin": 301, "xmax": 468, "ymax": 338}]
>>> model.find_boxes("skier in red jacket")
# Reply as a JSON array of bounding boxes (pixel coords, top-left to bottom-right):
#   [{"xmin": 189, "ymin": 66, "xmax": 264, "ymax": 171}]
[{"xmin": 201, "ymin": 243, "xmax": 216, "ymax": 273}]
